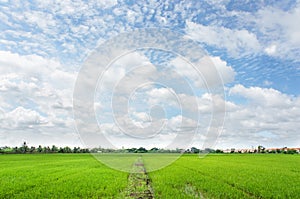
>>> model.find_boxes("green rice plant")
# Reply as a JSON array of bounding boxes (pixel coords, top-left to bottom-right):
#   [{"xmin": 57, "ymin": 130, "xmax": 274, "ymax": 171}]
[
  {"xmin": 0, "ymin": 154, "xmax": 128, "ymax": 198},
  {"xmin": 1, "ymin": 153, "xmax": 299, "ymax": 198},
  {"xmin": 149, "ymin": 154, "xmax": 300, "ymax": 198}
]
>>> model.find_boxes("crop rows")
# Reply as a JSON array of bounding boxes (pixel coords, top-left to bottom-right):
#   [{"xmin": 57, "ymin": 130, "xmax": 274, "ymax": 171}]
[
  {"xmin": 0, "ymin": 153, "xmax": 299, "ymax": 198},
  {"xmin": 149, "ymin": 154, "xmax": 300, "ymax": 198},
  {"xmin": 0, "ymin": 154, "xmax": 127, "ymax": 198}
]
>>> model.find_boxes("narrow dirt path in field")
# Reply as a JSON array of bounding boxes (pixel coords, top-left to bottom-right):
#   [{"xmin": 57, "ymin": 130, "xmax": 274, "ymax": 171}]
[{"xmin": 123, "ymin": 156, "xmax": 154, "ymax": 199}]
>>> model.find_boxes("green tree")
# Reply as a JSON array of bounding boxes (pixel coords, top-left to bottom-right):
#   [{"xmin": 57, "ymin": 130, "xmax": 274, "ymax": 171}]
[
  {"xmin": 149, "ymin": 147, "xmax": 159, "ymax": 153},
  {"xmin": 258, "ymin": 145, "xmax": 265, "ymax": 153},
  {"xmin": 63, "ymin": 146, "xmax": 72, "ymax": 153},
  {"xmin": 73, "ymin": 147, "xmax": 80, "ymax": 153},
  {"xmin": 21, "ymin": 141, "xmax": 28, "ymax": 153},
  {"xmin": 191, "ymin": 147, "xmax": 200, "ymax": 153},
  {"xmin": 29, "ymin": 146, "xmax": 36, "ymax": 153},
  {"xmin": 287, "ymin": 149, "xmax": 296, "ymax": 154},
  {"xmin": 276, "ymin": 148, "xmax": 282, "ymax": 153},
  {"xmin": 137, "ymin": 147, "xmax": 147, "ymax": 153},
  {"xmin": 51, "ymin": 145, "xmax": 58, "ymax": 153},
  {"xmin": 127, "ymin": 148, "xmax": 137, "ymax": 153},
  {"xmin": 37, "ymin": 145, "xmax": 43, "ymax": 153},
  {"xmin": 216, "ymin": 149, "xmax": 223, "ymax": 153}
]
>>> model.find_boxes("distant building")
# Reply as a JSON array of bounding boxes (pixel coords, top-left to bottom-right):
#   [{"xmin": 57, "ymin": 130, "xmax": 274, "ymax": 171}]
[{"xmin": 220, "ymin": 147, "xmax": 300, "ymax": 154}]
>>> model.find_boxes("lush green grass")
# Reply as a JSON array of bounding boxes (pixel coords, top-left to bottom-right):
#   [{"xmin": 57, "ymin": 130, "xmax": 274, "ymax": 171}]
[
  {"xmin": 94, "ymin": 153, "xmax": 180, "ymax": 172},
  {"xmin": 149, "ymin": 154, "xmax": 300, "ymax": 198},
  {"xmin": 0, "ymin": 154, "xmax": 128, "ymax": 198},
  {"xmin": 1, "ymin": 153, "xmax": 299, "ymax": 198}
]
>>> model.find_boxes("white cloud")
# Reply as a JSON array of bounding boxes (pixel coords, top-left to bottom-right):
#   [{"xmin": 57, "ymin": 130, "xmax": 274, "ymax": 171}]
[
  {"xmin": 264, "ymin": 44, "xmax": 277, "ymax": 55},
  {"xmin": 229, "ymin": 84, "xmax": 292, "ymax": 107},
  {"xmin": 216, "ymin": 84, "xmax": 300, "ymax": 148},
  {"xmin": 23, "ymin": 10, "xmax": 56, "ymax": 30},
  {"xmin": 170, "ymin": 55, "xmax": 235, "ymax": 87},
  {"xmin": 210, "ymin": 56, "xmax": 236, "ymax": 84},
  {"xmin": 92, "ymin": 50, "xmax": 230, "ymax": 149},
  {"xmin": 0, "ymin": 51, "xmax": 78, "ymax": 146},
  {"xmin": 96, "ymin": 52, "xmax": 155, "ymax": 94},
  {"xmin": 2, "ymin": 107, "xmax": 46, "ymax": 129},
  {"xmin": 232, "ymin": 2, "xmax": 300, "ymax": 60},
  {"xmin": 184, "ymin": 3, "xmax": 300, "ymax": 60},
  {"xmin": 263, "ymin": 80, "xmax": 273, "ymax": 86},
  {"xmin": 256, "ymin": 5, "xmax": 300, "ymax": 45},
  {"xmin": 146, "ymin": 87, "xmax": 178, "ymax": 107},
  {"xmin": 185, "ymin": 21, "xmax": 261, "ymax": 56},
  {"xmin": 0, "ymin": 51, "xmax": 76, "ymax": 88},
  {"xmin": 98, "ymin": 113, "xmax": 199, "ymax": 149}
]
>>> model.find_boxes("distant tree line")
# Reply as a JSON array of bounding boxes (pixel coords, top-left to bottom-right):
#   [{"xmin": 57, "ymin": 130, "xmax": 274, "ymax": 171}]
[
  {"xmin": 91, "ymin": 147, "xmax": 184, "ymax": 153},
  {"xmin": 89, "ymin": 147, "xmax": 218, "ymax": 153},
  {"xmin": 0, "ymin": 142, "xmax": 298, "ymax": 154},
  {"xmin": 0, "ymin": 142, "xmax": 89, "ymax": 154},
  {"xmin": 0, "ymin": 143, "xmax": 205, "ymax": 154}
]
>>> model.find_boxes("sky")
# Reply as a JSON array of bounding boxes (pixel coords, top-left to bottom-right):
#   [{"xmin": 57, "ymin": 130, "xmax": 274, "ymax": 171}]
[{"xmin": 0, "ymin": 0, "xmax": 299, "ymax": 149}]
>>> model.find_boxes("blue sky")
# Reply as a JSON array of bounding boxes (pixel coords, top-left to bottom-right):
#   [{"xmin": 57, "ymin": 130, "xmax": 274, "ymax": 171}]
[{"xmin": 0, "ymin": 0, "xmax": 299, "ymax": 149}]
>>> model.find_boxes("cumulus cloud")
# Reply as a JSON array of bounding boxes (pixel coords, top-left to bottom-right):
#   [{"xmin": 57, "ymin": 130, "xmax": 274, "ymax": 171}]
[
  {"xmin": 253, "ymin": 3, "xmax": 300, "ymax": 59},
  {"xmin": 229, "ymin": 84, "xmax": 293, "ymax": 107},
  {"xmin": 146, "ymin": 87, "xmax": 179, "ymax": 107},
  {"xmin": 98, "ymin": 113, "xmax": 200, "ymax": 149},
  {"xmin": 215, "ymin": 84, "xmax": 300, "ymax": 148},
  {"xmin": 0, "ymin": 51, "xmax": 76, "ymax": 88},
  {"xmin": 170, "ymin": 55, "xmax": 235, "ymax": 87},
  {"xmin": 2, "ymin": 107, "xmax": 46, "ymax": 129},
  {"xmin": 185, "ymin": 21, "xmax": 261, "ymax": 56},
  {"xmin": 184, "ymin": 3, "xmax": 300, "ymax": 61},
  {"xmin": 0, "ymin": 51, "xmax": 78, "ymax": 146},
  {"xmin": 209, "ymin": 56, "xmax": 236, "ymax": 84}
]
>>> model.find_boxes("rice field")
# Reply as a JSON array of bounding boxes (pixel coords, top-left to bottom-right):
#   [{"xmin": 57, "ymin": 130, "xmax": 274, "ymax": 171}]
[
  {"xmin": 0, "ymin": 153, "xmax": 299, "ymax": 198},
  {"xmin": 149, "ymin": 154, "xmax": 300, "ymax": 198},
  {"xmin": 0, "ymin": 154, "xmax": 127, "ymax": 198}
]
